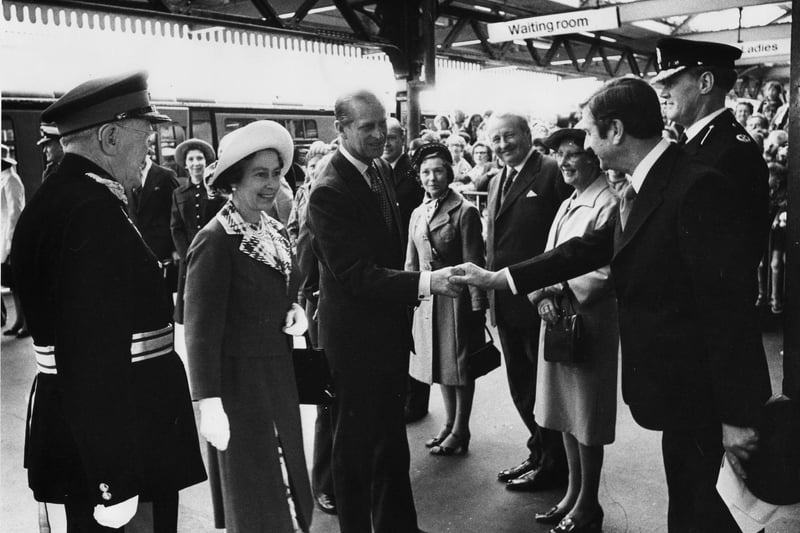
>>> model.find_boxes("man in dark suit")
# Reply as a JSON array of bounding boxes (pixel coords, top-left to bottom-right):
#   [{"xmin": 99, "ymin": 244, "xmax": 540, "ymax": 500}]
[
  {"xmin": 307, "ymin": 89, "xmax": 460, "ymax": 533},
  {"xmin": 130, "ymin": 153, "xmax": 179, "ymax": 291},
  {"xmin": 455, "ymin": 78, "xmax": 771, "ymax": 532},
  {"xmin": 485, "ymin": 112, "xmax": 571, "ymax": 491},
  {"xmin": 382, "ymin": 117, "xmax": 430, "ymax": 423}
]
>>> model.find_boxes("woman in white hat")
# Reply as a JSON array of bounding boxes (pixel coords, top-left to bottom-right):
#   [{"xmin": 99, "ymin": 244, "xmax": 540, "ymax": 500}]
[
  {"xmin": 170, "ymin": 138, "xmax": 223, "ymax": 324},
  {"xmin": 183, "ymin": 121, "xmax": 313, "ymax": 532}
]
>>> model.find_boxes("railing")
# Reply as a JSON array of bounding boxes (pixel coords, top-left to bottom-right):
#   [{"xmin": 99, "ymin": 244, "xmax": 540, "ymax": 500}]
[{"xmin": 461, "ymin": 190, "xmax": 489, "ymax": 214}]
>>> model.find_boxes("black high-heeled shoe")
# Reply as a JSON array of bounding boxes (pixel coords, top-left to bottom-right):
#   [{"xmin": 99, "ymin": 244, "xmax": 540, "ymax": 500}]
[
  {"xmin": 550, "ymin": 506, "xmax": 603, "ymax": 533},
  {"xmin": 424, "ymin": 424, "xmax": 452, "ymax": 448},
  {"xmin": 4, "ymin": 325, "xmax": 21, "ymax": 336},
  {"xmin": 430, "ymin": 432, "xmax": 470, "ymax": 456},
  {"xmin": 535, "ymin": 505, "xmax": 569, "ymax": 524}
]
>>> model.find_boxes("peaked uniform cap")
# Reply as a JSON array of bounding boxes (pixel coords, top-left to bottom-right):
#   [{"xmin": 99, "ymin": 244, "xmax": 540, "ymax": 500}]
[
  {"xmin": 36, "ymin": 123, "xmax": 61, "ymax": 146},
  {"xmin": 651, "ymin": 37, "xmax": 741, "ymax": 85},
  {"xmin": 41, "ymin": 71, "xmax": 171, "ymax": 135}
]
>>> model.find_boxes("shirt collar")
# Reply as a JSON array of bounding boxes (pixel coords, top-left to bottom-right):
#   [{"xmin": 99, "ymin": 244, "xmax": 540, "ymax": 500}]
[
  {"xmin": 339, "ymin": 144, "xmax": 370, "ymax": 178},
  {"xmin": 683, "ymin": 107, "xmax": 727, "ymax": 143},
  {"xmin": 630, "ymin": 138, "xmax": 671, "ymax": 194},
  {"xmin": 510, "ymin": 146, "xmax": 536, "ymax": 174}
]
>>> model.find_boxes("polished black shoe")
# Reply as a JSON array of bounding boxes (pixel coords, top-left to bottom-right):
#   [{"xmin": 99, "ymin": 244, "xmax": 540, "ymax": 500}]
[
  {"xmin": 505, "ymin": 466, "xmax": 567, "ymax": 492},
  {"xmin": 3, "ymin": 326, "xmax": 20, "ymax": 336},
  {"xmin": 535, "ymin": 505, "xmax": 569, "ymax": 524},
  {"xmin": 315, "ymin": 493, "xmax": 337, "ymax": 515},
  {"xmin": 497, "ymin": 458, "xmax": 536, "ymax": 482},
  {"xmin": 430, "ymin": 432, "xmax": 469, "ymax": 456},
  {"xmin": 550, "ymin": 506, "xmax": 603, "ymax": 533}
]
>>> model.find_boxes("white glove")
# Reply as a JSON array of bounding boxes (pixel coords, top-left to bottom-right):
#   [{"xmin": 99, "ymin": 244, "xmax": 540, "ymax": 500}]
[
  {"xmin": 199, "ymin": 397, "xmax": 230, "ymax": 451},
  {"xmin": 283, "ymin": 303, "xmax": 308, "ymax": 337},
  {"xmin": 94, "ymin": 495, "xmax": 138, "ymax": 528}
]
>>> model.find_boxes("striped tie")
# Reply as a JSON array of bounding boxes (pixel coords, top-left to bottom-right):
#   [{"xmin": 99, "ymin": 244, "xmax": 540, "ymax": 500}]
[{"xmin": 367, "ymin": 164, "xmax": 394, "ymax": 231}]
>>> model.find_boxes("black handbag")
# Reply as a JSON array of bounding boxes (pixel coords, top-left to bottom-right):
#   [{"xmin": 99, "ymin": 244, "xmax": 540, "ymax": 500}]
[
  {"xmin": 543, "ymin": 286, "xmax": 584, "ymax": 363},
  {"xmin": 466, "ymin": 326, "xmax": 501, "ymax": 380},
  {"xmin": 292, "ymin": 334, "xmax": 335, "ymax": 405}
]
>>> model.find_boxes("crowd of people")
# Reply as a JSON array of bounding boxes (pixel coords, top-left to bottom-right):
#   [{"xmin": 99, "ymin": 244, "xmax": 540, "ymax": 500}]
[{"xmin": 0, "ymin": 34, "xmax": 793, "ymax": 533}]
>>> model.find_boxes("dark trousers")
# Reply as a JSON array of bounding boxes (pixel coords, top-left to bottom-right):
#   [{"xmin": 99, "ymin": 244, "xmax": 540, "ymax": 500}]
[
  {"xmin": 662, "ymin": 425, "xmax": 740, "ymax": 533},
  {"xmin": 404, "ymin": 375, "xmax": 430, "ymax": 419},
  {"xmin": 332, "ymin": 369, "xmax": 418, "ymax": 533},
  {"xmin": 64, "ymin": 494, "xmax": 178, "ymax": 533},
  {"xmin": 312, "ymin": 403, "xmax": 336, "ymax": 497},
  {"xmin": 497, "ymin": 321, "xmax": 566, "ymax": 471}
]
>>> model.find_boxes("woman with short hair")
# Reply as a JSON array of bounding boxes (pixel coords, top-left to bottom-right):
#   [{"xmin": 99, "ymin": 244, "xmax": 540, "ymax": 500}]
[{"xmin": 405, "ymin": 143, "xmax": 488, "ymax": 456}]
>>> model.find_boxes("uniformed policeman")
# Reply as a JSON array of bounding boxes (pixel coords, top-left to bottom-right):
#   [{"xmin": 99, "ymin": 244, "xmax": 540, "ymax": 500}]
[
  {"xmin": 37, "ymin": 122, "xmax": 63, "ymax": 181},
  {"xmin": 10, "ymin": 71, "xmax": 206, "ymax": 532},
  {"xmin": 652, "ymin": 37, "xmax": 769, "ymax": 267}
]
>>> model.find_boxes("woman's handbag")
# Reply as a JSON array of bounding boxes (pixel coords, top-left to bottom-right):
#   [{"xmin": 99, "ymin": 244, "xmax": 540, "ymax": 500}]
[
  {"xmin": 466, "ymin": 326, "xmax": 502, "ymax": 380},
  {"xmin": 292, "ymin": 334, "xmax": 335, "ymax": 405},
  {"xmin": 543, "ymin": 286, "xmax": 584, "ymax": 363}
]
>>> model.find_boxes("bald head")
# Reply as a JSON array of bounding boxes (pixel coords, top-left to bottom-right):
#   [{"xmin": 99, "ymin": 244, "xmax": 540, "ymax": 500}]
[{"xmin": 383, "ymin": 117, "xmax": 405, "ymax": 163}]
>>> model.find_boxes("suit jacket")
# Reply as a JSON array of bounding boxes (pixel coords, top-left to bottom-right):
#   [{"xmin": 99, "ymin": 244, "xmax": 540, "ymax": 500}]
[
  {"xmin": 388, "ymin": 152, "xmax": 423, "ymax": 243},
  {"xmin": 10, "ymin": 154, "xmax": 205, "ymax": 504},
  {"xmin": 508, "ymin": 144, "xmax": 771, "ymax": 430},
  {"xmin": 131, "ymin": 162, "xmax": 179, "ymax": 260},
  {"xmin": 486, "ymin": 150, "xmax": 572, "ymax": 328},
  {"xmin": 308, "ymin": 149, "xmax": 420, "ymax": 376},
  {"xmin": 682, "ymin": 108, "xmax": 769, "ymax": 266}
]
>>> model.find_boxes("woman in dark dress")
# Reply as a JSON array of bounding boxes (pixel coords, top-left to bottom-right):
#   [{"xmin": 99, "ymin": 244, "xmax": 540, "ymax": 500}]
[{"xmin": 184, "ymin": 120, "xmax": 313, "ymax": 533}]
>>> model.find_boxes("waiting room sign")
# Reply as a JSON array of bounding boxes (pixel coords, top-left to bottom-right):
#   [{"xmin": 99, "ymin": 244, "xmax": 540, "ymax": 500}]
[{"xmin": 487, "ymin": 7, "xmax": 620, "ymax": 43}]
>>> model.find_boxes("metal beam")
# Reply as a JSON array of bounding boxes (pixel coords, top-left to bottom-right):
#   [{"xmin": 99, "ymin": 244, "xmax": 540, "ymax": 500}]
[
  {"xmin": 332, "ymin": 0, "xmax": 371, "ymax": 40},
  {"xmin": 618, "ymin": 0, "xmax": 786, "ymax": 24},
  {"xmin": 250, "ymin": 0, "xmax": 284, "ymax": 28},
  {"xmin": 440, "ymin": 17, "xmax": 469, "ymax": 49},
  {"xmin": 290, "ymin": 0, "xmax": 321, "ymax": 25},
  {"xmin": 681, "ymin": 23, "xmax": 790, "ymax": 43}
]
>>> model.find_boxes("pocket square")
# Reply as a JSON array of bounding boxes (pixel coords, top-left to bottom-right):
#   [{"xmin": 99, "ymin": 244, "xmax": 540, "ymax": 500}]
[{"xmin": 526, "ymin": 190, "xmax": 538, "ymax": 198}]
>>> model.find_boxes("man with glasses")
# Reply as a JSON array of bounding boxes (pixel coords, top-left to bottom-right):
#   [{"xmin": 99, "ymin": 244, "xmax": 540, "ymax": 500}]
[
  {"xmin": 485, "ymin": 112, "xmax": 571, "ymax": 492},
  {"xmin": 11, "ymin": 71, "xmax": 206, "ymax": 532}
]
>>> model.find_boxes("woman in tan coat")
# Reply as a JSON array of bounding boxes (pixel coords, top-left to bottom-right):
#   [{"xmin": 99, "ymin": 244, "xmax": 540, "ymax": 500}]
[{"xmin": 405, "ymin": 143, "xmax": 488, "ymax": 456}]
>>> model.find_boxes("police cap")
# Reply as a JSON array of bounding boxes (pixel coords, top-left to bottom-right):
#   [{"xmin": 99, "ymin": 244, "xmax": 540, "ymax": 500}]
[
  {"xmin": 41, "ymin": 71, "xmax": 171, "ymax": 136},
  {"xmin": 36, "ymin": 123, "xmax": 60, "ymax": 146},
  {"xmin": 651, "ymin": 37, "xmax": 741, "ymax": 85}
]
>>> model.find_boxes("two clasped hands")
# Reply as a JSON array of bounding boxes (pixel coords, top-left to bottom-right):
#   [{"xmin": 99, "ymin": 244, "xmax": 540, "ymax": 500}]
[{"xmin": 431, "ymin": 262, "xmax": 508, "ymax": 297}]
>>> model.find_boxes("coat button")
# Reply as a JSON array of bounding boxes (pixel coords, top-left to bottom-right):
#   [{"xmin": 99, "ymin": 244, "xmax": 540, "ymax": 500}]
[
  {"xmin": 99, "ymin": 483, "xmax": 109, "ymax": 491},
  {"xmin": 102, "ymin": 492, "xmax": 112, "ymax": 501}
]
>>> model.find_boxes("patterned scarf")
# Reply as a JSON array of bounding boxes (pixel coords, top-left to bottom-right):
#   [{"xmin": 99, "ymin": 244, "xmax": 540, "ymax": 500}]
[
  {"xmin": 216, "ymin": 200, "xmax": 292, "ymax": 282},
  {"xmin": 86, "ymin": 172, "xmax": 127, "ymax": 205}
]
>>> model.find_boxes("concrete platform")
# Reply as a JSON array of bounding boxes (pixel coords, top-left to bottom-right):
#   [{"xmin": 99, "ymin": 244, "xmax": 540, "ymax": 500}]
[{"xmin": 2, "ymin": 295, "xmax": 798, "ymax": 532}]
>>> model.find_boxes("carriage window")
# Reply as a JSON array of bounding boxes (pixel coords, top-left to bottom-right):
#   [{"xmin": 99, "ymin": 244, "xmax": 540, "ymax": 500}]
[
  {"xmin": 158, "ymin": 123, "xmax": 186, "ymax": 174},
  {"xmin": 304, "ymin": 120, "xmax": 318, "ymax": 139},
  {"xmin": 1, "ymin": 117, "xmax": 17, "ymax": 162},
  {"xmin": 191, "ymin": 110, "xmax": 213, "ymax": 146}
]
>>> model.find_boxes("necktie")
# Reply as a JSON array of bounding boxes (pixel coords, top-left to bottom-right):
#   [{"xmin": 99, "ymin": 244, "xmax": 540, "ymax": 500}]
[
  {"xmin": 676, "ymin": 130, "xmax": 688, "ymax": 146},
  {"xmin": 619, "ymin": 181, "xmax": 637, "ymax": 230},
  {"xmin": 501, "ymin": 168, "xmax": 517, "ymax": 203},
  {"xmin": 367, "ymin": 164, "xmax": 394, "ymax": 231}
]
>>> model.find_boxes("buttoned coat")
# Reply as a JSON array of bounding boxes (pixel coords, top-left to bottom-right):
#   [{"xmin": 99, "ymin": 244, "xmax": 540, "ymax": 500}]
[
  {"xmin": 486, "ymin": 150, "xmax": 572, "ymax": 328},
  {"xmin": 131, "ymin": 162, "xmax": 178, "ymax": 260},
  {"xmin": 406, "ymin": 191, "xmax": 487, "ymax": 385},
  {"xmin": 184, "ymin": 216, "xmax": 312, "ymax": 533},
  {"xmin": 10, "ymin": 154, "xmax": 206, "ymax": 506},
  {"xmin": 509, "ymin": 144, "xmax": 771, "ymax": 431},
  {"xmin": 170, "ymin": 181, "xmax": 225, "ymax": 322},
  {"xmin": 389, "ymin": 152, "xmax": 423, "ymax": 242},
  {"xmin": 682, "ymin": 108, "xmax": 769, "ymax": 267}
]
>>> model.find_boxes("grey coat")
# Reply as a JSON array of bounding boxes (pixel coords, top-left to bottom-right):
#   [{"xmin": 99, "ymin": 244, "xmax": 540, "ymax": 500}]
[{"xmin": 405, "ymin": 191, "xmax": 488, "ymax": 385}]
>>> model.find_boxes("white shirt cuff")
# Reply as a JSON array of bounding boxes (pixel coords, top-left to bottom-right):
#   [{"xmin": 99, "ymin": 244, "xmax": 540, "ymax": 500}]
[
  {"xmin": 503, "ymin": 267, "xmax": 519, "ymax": 295},
  {"xmin": 418, "ymin": 271, "xmax": 432, "ymax": 300}
]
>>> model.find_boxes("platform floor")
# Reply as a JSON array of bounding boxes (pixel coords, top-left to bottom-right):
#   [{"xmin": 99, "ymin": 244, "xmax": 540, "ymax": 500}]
[{"xmin": 2, "ymin": 296, "xmax": 798, "ymax": 532}]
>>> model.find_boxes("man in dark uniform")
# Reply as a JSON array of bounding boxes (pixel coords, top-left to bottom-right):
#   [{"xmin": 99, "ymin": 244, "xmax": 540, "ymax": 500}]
[
  {"xmin": 454, "ymin": 77, "xmax": 771, "ymax": 533},
  {"xmin": 652, "ymin": 37, "xmax": 769, "ymax": 269},
  {"xmin": 11, "ymin": 71, "xmax": 206, "ymax": 532},
  {"xmin": 381, "ymin": 117, "xmax": 430, "ymax": 423},
  {"xmin": 129, "ymin": 142, "xmax": 180, "ymax": 294},
  {"xmin": 37, "ymin": 123, "xmax": 63, "ymax": 181}
]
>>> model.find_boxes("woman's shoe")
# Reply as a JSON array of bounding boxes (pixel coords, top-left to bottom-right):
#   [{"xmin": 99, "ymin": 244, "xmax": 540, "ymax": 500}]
[
  {"xmin": 3, "ymin": 325, "xmax": 21, "ymax": 336},
  {"xmin": 535, "ymin": 506, "xmax": 569, "ymax": 524},
  {"xmin": 424, "ymin": 424, "xmax": 453, "ymax": 448},
  {"xmin": 550, "ymin": 506, "xmax": 603, "ymax": 533},
  {"xmin": 430, "ymin": 432, "xmax": 469, "ymax": 456}
]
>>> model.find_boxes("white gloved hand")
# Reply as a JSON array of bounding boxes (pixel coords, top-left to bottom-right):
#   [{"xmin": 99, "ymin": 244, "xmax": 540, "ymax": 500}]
[
  {"xmin": 94, "ymin": 495, "xmax": 138, "ymax": 528},
  {"xmin": 283, "ymin": 303, "xmax": 308, "ymax": 337},
  {"xmin": 199, "ymin": 397, "xmax": 230, "ymax": 451}
]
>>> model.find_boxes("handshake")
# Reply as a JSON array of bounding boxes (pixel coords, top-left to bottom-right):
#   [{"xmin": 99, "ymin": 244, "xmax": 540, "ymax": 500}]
[{"xmin": 430, "ymin": 263, "xmax": 508, "ymax": 298}]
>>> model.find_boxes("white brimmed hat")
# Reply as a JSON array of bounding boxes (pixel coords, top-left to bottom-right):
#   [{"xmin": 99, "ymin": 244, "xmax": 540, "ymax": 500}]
[
  {"xmin": 1, "ymin": 145, "xmax": 17, "ymax": 166},
  {"xmin": 207, "ymin": 120, "xmax": 293, "ymax": 188}
]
